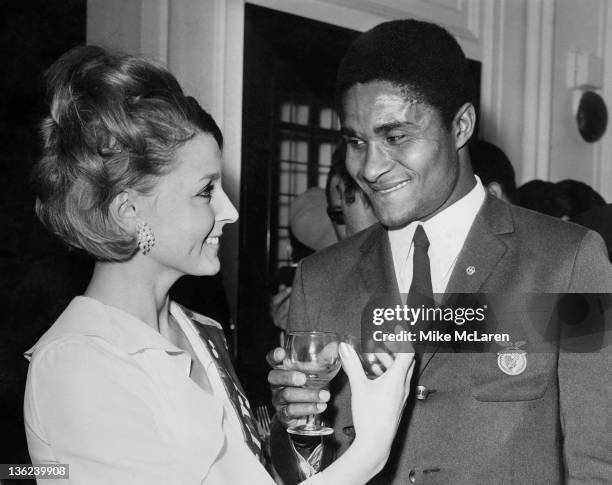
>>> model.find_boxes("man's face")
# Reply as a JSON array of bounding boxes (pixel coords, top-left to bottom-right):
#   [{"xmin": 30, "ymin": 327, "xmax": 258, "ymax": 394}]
[{"xmin": 341, "ymin": 80, "xmax": 460, "ymax": 228}]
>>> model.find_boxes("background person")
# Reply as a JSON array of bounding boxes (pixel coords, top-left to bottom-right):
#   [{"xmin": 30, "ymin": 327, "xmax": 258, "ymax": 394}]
[
  {"xmin": 518, "ymin": 178, "xmax": 606, "ymax": 220},
  {"xmin": 272, "ymin": 142, "xmax": 378, "ymax": 333},
  {"xmin": 327, "ymin": 140, "xmax": 378, "ymax": 238},
  {"xmin": 468, "ymin": 139, "xmax": 518, "ymax": 203}
]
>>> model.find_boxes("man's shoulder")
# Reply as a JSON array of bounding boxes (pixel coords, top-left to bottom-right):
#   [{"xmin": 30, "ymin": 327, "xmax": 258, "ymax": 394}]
[
  {"xmin": 510, "ymin": 204, "xmax": 586, "ymax": 235},
  {"xmin": 492, "ymin": 199, "xmax": 591, "ymax": 248}
]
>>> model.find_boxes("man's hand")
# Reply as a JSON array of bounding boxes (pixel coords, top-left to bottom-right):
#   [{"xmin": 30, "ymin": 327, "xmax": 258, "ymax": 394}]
[
  {"xmin": 270, "ymin": 285, "xmax": 292, "ymax": 331},
  {"xmin": 266, "ymin": 347, "xmax": 330, "ymax": 427}
]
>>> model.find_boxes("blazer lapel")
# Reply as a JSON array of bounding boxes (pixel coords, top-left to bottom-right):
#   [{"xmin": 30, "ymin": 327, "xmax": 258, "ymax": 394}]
[
  {"xmin": 357, "ymin": 224, "xmax": 400, "ymax": 300},
  {"xmin": 445, "ymin": 195, "xmax": 512, "ymax": 294},
  {"xmin": 420, "ymin": 195, "xmax": 514, "ymax": 372}
]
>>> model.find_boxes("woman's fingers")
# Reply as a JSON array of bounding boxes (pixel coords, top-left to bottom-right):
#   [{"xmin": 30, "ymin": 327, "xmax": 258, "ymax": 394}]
[{"xmin": 339, "ymin": 342, "xmax": 365, "ymax": 383}]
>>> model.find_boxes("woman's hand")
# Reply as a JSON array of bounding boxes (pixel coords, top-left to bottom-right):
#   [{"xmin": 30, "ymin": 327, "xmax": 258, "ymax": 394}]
[
  {"xmin": 304, "ymin": 344, "xmax": 414, "ymax": 484},
  {"xmin": 339, "ymin": 343, "xmax": 415, "ymax": 465}
]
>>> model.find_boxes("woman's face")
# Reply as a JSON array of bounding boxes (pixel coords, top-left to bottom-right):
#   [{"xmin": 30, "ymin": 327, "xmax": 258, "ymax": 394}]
[{"xmin": 142, "ymin": 132, "xmax": 238, "ymax": 276}]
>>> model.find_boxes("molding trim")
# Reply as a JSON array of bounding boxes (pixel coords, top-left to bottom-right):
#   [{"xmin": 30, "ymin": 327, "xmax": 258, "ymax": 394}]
[
  {"xmin": 521, "ymin": 0, "xmax": 555, "ymax": 182},
  {"xmin": 595, "ymin": 0, "xmax": 612, "ymax": 199},
  {"xmin": 479, "ymin": 0, "xmax": 502, "ymax": 144}
]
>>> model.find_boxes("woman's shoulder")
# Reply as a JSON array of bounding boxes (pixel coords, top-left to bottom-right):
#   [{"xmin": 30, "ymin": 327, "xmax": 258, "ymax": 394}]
[{"xmin": 26, "ymin": 296, "xmax": 122, "ymax": 362}]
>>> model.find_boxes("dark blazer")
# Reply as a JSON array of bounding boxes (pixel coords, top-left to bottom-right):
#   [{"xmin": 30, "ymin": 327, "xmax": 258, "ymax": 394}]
[{"xmin": 288, "ymin": 194, "xmax": 612, "ymax": 484}]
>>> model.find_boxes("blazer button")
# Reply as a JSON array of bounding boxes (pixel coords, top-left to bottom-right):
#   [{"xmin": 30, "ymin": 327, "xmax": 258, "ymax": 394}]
[
  {"xmin": 416, "ymin": 385, "xmax": 435, "ymax": 400},
  {"xmin": 408, "ymin": 469, "xmax": 416, "ymax": 483}
]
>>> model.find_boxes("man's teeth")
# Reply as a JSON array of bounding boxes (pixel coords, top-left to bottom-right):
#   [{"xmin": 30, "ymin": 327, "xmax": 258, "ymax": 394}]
[
  {"xmin": 206, "ymin": 236, "xmax": 219, "ymax": 245},
  {"xmin": 379, "ymin": 180, "xmax": 409, "ymax": 193}
]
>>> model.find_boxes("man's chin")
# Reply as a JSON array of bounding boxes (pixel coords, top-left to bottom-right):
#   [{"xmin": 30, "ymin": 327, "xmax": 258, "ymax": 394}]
[{"xmin": 377, "ymin": 211, "xmax": 414, "ymax": 229}]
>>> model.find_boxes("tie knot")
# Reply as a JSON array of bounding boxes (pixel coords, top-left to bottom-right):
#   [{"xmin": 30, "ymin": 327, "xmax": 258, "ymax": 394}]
[{"xmin": 413, "ymin": 225, "xmax": 430, "ymax": 250}]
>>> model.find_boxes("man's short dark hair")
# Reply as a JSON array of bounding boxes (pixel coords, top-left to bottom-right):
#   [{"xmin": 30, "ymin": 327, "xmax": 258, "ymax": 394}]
[
  {"xmin": 469, "ymin": 140, "xmax": 518, "ymax": 203},
  {"xmin": 336, "ymin": 19, "xmax": 476, "ymax": 127}
]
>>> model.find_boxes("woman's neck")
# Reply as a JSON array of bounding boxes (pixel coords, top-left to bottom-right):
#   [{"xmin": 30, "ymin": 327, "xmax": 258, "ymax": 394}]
[{"xmin": 84, "ymin": 259, "xmax": 179, "ymax": 333}]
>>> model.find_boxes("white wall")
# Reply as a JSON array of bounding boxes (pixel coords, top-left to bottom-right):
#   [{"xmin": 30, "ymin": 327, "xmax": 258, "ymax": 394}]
[{"xmin": 548, "ymin": 0, "xmax": 607, "ymax": 186}]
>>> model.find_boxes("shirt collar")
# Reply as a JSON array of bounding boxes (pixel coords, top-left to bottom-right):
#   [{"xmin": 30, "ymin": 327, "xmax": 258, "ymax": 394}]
[
  {"xmin": 388, "ymin": 176, "xmax": 486, "ymax": 272},
  {"xmin": 26, "ymin": 296, "xmax": 185, "ymax": 358}
]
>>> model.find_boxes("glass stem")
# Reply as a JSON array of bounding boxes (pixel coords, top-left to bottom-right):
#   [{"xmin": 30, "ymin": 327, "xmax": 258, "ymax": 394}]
[{"xmin": 305, "ymin": 414, "xmax": 317, "ymax": 430}]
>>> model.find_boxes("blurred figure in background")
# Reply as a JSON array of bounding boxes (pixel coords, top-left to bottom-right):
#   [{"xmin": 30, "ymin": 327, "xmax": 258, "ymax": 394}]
[
  {"xmin": 271, "ymin": 142, "xmax": 378, "ymax": 332},
  {"xmin": 518, "ymin": 179, "xmax": 605, "ymax": 220},
  {"xmin": 326, "ymin": 140, "xmax": 378, "ymax": 238},
  {"xmin": 271, "ymin": 187, "xmax": 336, "ymax": 332},
  {"xmin": 551, "ymin": 179, "xmax": 606, "ymax": 220},
  {"xmin": 469, "ymin": 139, "xmax": 518, "ymax": 203},
  {"xmin": 517, "ymin": 180, "xmax": 557, "ymax": 214}
]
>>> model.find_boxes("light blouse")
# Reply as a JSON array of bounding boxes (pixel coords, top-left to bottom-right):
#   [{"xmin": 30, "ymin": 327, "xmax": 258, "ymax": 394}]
[{"xmin": 24, "ymin": 296, "xmax": 323, "ymax": 485}]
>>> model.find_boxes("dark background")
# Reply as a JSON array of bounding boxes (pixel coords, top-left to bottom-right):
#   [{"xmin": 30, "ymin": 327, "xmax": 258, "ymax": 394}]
[{"xmin": 1, "ymin": 1, "xmax": 87, "ymax": 474}]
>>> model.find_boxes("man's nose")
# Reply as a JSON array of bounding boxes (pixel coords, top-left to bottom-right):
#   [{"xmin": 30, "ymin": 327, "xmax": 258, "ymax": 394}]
[{"xmin": 362, "ymin": 143, "xmax": 392, "ymax": 183}]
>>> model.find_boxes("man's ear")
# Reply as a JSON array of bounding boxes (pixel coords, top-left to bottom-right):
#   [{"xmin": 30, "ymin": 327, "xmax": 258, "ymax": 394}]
[
  {"xmin": 486, "ymin": 182, "xmax": 505, "ymax": 201},
  {"xmin": 453, "ymin": 102, "xmax": 476, "ymax": 150},
  {"xmin": 109, "ymin": 190, "xmax": 139, "ymax": 232}
]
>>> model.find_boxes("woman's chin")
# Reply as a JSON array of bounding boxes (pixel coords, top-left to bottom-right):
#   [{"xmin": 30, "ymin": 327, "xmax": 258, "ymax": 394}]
[{"xmin": 189, "ymin": 257, "xmax": 221, "ymax": 276}]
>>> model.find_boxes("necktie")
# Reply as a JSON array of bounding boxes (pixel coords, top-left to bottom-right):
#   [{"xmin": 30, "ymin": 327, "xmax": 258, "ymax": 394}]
[
  {"xmin": 409, "ymin": 225, "xmax": 433, "ymax": 299},
  {"xmin": 407, "ymin": 225, "xmax": 436, "ymax": 355}
]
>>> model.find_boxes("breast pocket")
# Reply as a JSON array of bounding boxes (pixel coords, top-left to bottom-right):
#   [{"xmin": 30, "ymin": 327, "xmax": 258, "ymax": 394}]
[{"xmin": 470, "ymin": 352, "xmax": 556, "ymax": 402}]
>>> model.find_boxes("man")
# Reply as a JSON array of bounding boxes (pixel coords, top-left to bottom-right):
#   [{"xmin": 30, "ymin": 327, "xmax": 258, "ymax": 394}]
[
  {"xmin": 469, "ymin": 139, "xmax": 518, "ymax": 204},
  {"xmin": 268, "ymin": 19, "xmax": 612, "ymax": 483}
]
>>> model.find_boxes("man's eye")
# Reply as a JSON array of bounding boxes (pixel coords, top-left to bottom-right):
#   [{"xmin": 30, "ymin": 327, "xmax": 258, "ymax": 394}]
[
  {"xmin": 346, "ymin": 138, "xmax": 365, "ymax": 147},
  {"xmin": 387, "ymin": 134, "xmax": 406, "ymax": 144}
]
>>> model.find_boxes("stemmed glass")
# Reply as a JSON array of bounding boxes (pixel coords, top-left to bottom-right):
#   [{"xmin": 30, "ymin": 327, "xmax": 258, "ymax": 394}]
[{"xmin": 283, "ymin": 331, "xmax": 341, "ymax": 436}]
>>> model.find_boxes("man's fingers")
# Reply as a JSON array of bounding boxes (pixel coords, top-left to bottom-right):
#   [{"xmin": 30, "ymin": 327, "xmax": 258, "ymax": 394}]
[
  {"xmin": 265, "ymin": 347, "xmax": 286, "ymax": 367},
  {"xmin": 370, "ymin": 362, "xmax": 384, "ymax": 376},
  {"xmin": 374, "ymin": 351, "xmax": 395, "ymax": 369},
  {"xmin": 268, "ymin": 369, "xmax": 306, "ymax": 387},
  {"xmin": 274, "ymin": 387, "xmax": 330, "ymax": 405},
  {"xmin": 272, "ymin": 287, "xmax": 292, "ymax": 306},
  {"xmin": 283, "ymin": 402, "xmax": 328, "ymax": 418}
]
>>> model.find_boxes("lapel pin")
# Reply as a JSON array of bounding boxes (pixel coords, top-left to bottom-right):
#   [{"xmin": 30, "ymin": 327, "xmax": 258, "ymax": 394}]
[
  {"xmin": 497, "ymin": 341, "xmax": 527, "ymax": 375},
  {"xmin": 466, "ymin": 265, "xmax": 476, "ymax": 275}
]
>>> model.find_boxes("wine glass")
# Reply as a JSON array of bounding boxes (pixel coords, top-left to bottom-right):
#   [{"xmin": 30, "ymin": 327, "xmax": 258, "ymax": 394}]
[{"xmin": 283, "ymin": 331, "xmax": 341, "ymax": 436}]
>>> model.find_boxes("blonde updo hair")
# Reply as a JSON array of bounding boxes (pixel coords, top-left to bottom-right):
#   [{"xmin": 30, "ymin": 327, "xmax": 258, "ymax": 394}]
[{"xmin": 32, "ymin": 46, "xmax": 223, "ymax": 261}]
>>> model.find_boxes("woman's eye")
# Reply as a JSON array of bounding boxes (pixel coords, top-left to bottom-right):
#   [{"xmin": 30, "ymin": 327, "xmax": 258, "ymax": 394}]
[{"xmin": 197, "ymin": 184, "xmax": 214, "ymax": 200}]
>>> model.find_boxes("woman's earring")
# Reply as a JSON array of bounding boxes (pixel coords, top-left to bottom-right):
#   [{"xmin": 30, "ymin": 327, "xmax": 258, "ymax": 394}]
[{"xmin": 136, "ymin": 221, "xmax": 155, "ymax": 254}]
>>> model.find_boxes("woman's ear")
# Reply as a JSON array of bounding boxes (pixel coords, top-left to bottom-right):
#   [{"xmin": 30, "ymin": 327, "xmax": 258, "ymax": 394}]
[
  {"xmin": 453, "ymin": 103, "xmax": 476, "ymax": 151},
  {"xmin": 109, "ymin": 190, "xmax": 138, "ymax": 232}
]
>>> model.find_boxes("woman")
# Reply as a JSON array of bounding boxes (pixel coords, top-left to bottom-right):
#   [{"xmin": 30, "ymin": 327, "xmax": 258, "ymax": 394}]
[{"xmin": 24, "ymin": 46, "xmax": 414, "ymax": 484}]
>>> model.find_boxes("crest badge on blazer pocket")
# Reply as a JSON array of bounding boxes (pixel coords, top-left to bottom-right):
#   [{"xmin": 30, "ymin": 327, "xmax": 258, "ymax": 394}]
[
  {"xmin": 470, "ymin": 350, "xmax": 555, "ymax": 402},
  {"xmin": 496, "ymin": 340, "xmax": 527, "ymax": 375}
]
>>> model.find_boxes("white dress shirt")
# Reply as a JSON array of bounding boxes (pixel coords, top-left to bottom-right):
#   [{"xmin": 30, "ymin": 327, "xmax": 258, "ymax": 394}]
[
  {"xmin": 388, "ymin": 176, "xmax": 486, "ymax": 294},
  {"xmin": 24, "ymin": 297, "xmax": 325, "ymax": 485}
]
